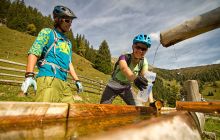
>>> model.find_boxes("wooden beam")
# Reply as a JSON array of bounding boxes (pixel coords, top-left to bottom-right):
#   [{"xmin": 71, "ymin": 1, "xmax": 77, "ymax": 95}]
[
  {"xmin": 0, "ymin": 111, "xmax": 202, "ymax": 140},
  {"xmin": 68, "ymin": 103, "xmax": 156, "ymax": 118},
  {"xmin": 160, "ymin": 7, "xmax": 220, "ymax": 47},
  {"xmin": 176, "ymin": 101, "xmax": 220, "ymax": 113},
  {"xmin": 0, "ymin": 102, "xmax": 68, "ymax": 124},
  {"xmin": 0, "ymin": 102, "xmax": 157, "ymax": 124},
  {"xmin": 80, "ymin": 111, "xmax": 201, "ymax": 140}
]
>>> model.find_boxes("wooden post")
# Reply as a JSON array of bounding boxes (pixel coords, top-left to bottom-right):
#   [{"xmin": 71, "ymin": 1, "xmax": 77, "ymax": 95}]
[
  {"xmin": 183, "ymin": 80, "xmax": 205, "ymax": 132},
  {"xmin": 160, "ymin": 7, "xmax": 220, "ymax": 47},
  {"xmin": 183, "ymin": 80, "xmax": 201, "ymax": 101}
]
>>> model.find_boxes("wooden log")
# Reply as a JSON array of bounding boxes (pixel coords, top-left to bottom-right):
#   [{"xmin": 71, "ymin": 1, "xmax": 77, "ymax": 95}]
[
  {"xmin": 176, "ymin": 101, "xmax": 220, "ymax": 114},
  {"xmin": 160, "ymin": 7, "xmax": 220, "ymax": 47},
  {"xmin": 0, "ymin": 111, "xmax": 201, "ymax": 140},
  {"xmin": 0, "ymin": 102, "xmax": 157, "ymax": 124},
  {"xmin": 0, "ymin": 102, "xmax": 68, "ymax": 124},
  {"xmin": 80, "ymin": 111, "xmax": 201, "ymax": 140},
  {"xmin": 68, "ymin": 103, "xmax": 156, "ymax": 118},
  {"xmin": 0, "ymin": 120, "xmax": 67, "ymax": 140}
]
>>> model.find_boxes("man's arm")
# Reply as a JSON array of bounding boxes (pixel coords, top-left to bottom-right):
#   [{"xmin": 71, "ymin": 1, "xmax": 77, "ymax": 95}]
[
  {"xmin": 21, "ymin": 54, "xmax": 38, "ymax": 94},
  {"xmin": 26, "ymin": 54, "xmax": 38, "ymax": 73},
  {"xmin": 69, "ymin": 62, "xmax": 79, "ymax": 81},
  {"xmin": 69, "ymin": 63, "xmax": 83, "ymax": 93}
]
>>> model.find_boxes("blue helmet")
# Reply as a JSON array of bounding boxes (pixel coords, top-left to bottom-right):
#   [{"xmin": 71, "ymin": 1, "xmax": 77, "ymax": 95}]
[
  {"xmin": 53, "ymin": 5, "xmax": 77, "ymax": 19},
  {"xmin": 133, "ymin": 34, "xmax": 151, "ymax": 48}
]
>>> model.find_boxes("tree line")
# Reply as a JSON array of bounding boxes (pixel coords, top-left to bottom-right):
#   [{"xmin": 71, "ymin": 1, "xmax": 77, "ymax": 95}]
[
  {"xmin": 0, "ymin": 0, "xmax": 112, "ymax": 74},
  {"xmin": 152, "ymin": 64, "xmax": 220, "ymax": 106}
]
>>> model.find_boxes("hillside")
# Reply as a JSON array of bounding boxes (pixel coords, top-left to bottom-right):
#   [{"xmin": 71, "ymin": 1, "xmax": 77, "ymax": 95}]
[
  {"xmin": 0, "ymin": 25, "xmax": 220, "ymax": 105},
  {"xmin": 0, "ymin": 25, "xmax": 110, "ymax": 82},
  {"xmin": 0, "ymin": 25, "xmax": 115, "ymax": 103},
  {"xmin": 153, "ymin": 64, "xmax": 220, "ymax": 101}
]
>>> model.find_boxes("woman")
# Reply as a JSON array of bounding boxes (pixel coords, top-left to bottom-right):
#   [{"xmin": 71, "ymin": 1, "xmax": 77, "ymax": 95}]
[{"xmin": 100, "ymin": 34, "xmax": 153, "ymax": 105}]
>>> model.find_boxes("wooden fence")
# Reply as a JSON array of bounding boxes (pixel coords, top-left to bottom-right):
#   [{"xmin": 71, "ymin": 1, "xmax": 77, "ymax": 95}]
[{"xmin": 0, "ymin": 59, "xmax": 106, "ymax": 94}]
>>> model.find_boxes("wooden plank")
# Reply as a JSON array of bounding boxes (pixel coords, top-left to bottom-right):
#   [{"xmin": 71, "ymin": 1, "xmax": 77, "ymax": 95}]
[
  {"xmin": 68, "ymin": 103, "xmax": 156, "ymax": 118},
  {"xmin": 0, "ymin": 102, "xmax": 157, "ymax": 124},
  {"xmin": 0, "ymin": 66, "xmax": 26, "ymax": 73},
  {"xmin": 0, "ymin": 72, "xmax": 23, "ymax": 78},
  {"xmin": 80, "ymin": 111, "xmax": 201, "ymax": 140},
  {"xmin": 0, "ymin": 111, "xmax": 201, "ymax": 140},
  {"xmin": 176, "ymin": 101, "xmax": 220, "ymax": 113},
  {"xmin": 0, "ymin": 59, "xmax": 26, "ymax": 66},
  {"xmin": 0, "ymin": 79, "xmax": 22, "ymax": 84},
  {"xmin": 0, "ymin": 102, "xmax": 68, "ymax": 124},
  {"xmin": 160, "ymin": 7, "xmax": 220, "ymax": 47}
]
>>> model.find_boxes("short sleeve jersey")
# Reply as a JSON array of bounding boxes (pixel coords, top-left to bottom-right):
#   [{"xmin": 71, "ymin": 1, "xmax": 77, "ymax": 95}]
[
  {"xmin": 28, "ymin": 28, "xmax": 72, "ymax": 81},
  {"xmin": 113, "ymin": 54, "xmax": 148, "ymax": 84}
]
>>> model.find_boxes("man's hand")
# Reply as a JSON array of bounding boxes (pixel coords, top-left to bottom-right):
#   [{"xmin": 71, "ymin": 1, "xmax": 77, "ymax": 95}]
[
  {"xmin": 21, "ymin": 77, "xmax": 37, "ymax": 94},
  {"xmin": 134, "ymin": 75, "xmax": 148, "ymax": 91},
  {"xmin": 75, "ymin": 80, "xmax": 83, "ymax": 93}
]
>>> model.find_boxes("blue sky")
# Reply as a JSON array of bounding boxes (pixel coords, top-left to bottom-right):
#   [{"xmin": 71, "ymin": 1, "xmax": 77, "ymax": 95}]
[{"xmin": 25, "ymin": 0, "xmax": 220, "ymax": 69}]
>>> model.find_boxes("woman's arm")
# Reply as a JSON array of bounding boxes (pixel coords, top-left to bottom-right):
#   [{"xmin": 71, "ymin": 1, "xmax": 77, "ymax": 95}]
[{"xmin": 118, "ymin": 60, "xmax": 136, "ymax": 81}]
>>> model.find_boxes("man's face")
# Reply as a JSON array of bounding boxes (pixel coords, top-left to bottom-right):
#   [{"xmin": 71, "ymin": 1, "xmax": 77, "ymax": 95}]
[
  {"xmin": 60, "ymin": 18, "xmax": 73, "ymax": 32},
  {"xmin": 132, "ymin": 43, "xmax": 148, "ymax": 59}
]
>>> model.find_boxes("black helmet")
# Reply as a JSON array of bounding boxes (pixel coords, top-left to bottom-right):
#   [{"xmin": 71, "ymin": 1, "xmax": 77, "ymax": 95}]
[{"xmin": 53, "ymin": 5, "xmax": 77, "ymax": 19}]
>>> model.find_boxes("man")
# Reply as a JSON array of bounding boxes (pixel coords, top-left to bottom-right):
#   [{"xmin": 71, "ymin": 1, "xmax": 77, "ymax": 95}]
[
  {"xmin": 21, "ymin": 5, "xmax": 83, "ymax": 102},
  {"xmin": 100, "ymin": 34, "xmax": 154, "ymax": 105}
]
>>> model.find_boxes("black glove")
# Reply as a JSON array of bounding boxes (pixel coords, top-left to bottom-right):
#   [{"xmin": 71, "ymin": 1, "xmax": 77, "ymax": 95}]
[{"xmin": 134, "ymin": 75, "xmax": 148, "ymax": 91}]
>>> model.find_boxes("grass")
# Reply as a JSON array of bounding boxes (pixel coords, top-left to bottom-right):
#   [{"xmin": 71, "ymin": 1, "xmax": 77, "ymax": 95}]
[
  {"xmin": 201, "ymin": 81, "xmax": 220, "ymax": 101},
  {"xmin": 204, "ymin": 117, "xmax": 220, "ymax": 140}
]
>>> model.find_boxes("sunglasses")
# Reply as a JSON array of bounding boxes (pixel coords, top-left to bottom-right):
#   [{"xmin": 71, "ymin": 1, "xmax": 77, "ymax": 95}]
[
  {"xmin": 135, "ymin": 45, "xmax": 147, "ymax": 51},
  {"xmin": 63, "ymin": 19, "xmax": 72, "ymax": 23}
]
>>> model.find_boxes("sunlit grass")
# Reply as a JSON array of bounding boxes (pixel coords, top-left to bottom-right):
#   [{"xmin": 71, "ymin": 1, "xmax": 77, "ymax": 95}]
[
  {"xmin": 201, "ymin": 81, "xmax": 220, "ymax": 101},
  {"xmin": 204, "ymin": 117, "xmax": 220, "ymax": 140}
]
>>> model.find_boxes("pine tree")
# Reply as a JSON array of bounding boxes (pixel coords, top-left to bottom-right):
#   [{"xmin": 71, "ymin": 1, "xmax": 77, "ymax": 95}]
[
  {"xmin": 0, "ymin": 0, "xmax": 11, "ymax": 21},
  {"xmin": 26, "ymin": 23, "xmax": 36, "ymax": 35},
  {"xmin": 94, "ymin": 40, "xmax": 112, "ymax": 74}
]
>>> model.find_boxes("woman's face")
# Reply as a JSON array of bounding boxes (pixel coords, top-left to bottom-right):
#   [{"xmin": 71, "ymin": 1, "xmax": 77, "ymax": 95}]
[{"xmin": 132, "ymin": 43, "xmax": 148, "ymax": 59}]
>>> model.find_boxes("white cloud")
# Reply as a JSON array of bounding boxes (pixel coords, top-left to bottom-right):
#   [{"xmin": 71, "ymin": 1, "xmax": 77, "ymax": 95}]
[
  {"xmin": 25, "ymin": 0, "xmax": 220, "ymax": 69},
  {"xmin": 150, "ymin": 32, "xmax": 160, "ymax": 42},
  {"xmin": 212, "ymin": 59, "xmax": 220, "ymax": 64}
]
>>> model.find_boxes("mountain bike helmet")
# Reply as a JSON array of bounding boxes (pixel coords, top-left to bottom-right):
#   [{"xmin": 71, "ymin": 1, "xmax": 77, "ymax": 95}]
[
  {"xmin": 133, "ymin": 34, "xmax": 151, "ymax": 48},
  {"xmin": 53, "ymin": 5, "xmax": 77, "ymax": 19}
]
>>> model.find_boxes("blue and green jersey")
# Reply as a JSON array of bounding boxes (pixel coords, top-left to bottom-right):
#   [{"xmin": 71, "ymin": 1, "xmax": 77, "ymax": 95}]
[{"xmin": 28, "ymin": 28, "xmax": 72, "ymax": 81}]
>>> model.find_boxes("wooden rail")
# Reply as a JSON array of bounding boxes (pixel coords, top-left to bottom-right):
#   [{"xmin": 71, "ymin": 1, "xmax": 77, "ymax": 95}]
[
  {"xmin": 0, "ymin": 59, "xmax": 106, "ymax": 94},
  {"xmin": 0, "ymin": 102, "xmax": 156, "ymax": 124},
  {"xmin": 176, "ymin": 101, "xmax": 220, "ymax": 114}
]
